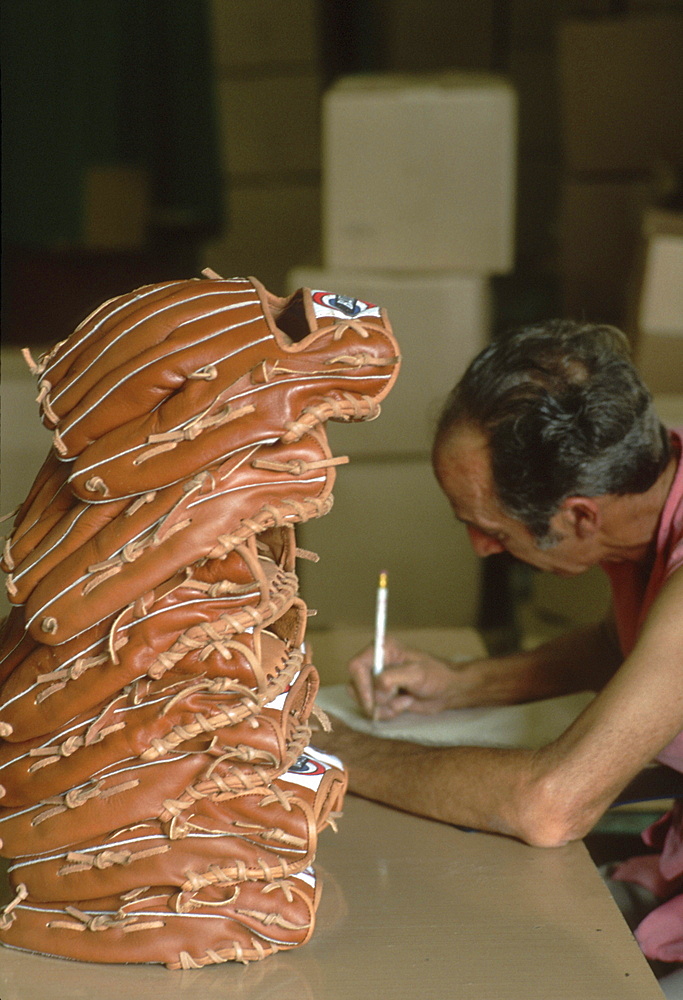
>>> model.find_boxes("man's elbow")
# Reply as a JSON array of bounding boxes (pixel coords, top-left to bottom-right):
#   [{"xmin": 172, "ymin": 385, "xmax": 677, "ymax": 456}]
[
  {"xmin": 513, "ymin": 779, "xmax": 599, "ymax": 849},
  {"xmin": 518, "ymin": 816, "xmax": 577, "ymax": 849}
]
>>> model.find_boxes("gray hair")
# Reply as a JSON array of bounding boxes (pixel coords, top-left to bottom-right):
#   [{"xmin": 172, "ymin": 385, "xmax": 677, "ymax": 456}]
[{"xmin": 434, "ymin": 321, "xmax": 671, "ymax": 542}]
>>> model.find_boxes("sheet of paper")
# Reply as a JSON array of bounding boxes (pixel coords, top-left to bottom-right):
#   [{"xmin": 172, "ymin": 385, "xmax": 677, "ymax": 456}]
[{"xmin": 316, "ymin": 685, "xmax": 595, "ymax": 750}]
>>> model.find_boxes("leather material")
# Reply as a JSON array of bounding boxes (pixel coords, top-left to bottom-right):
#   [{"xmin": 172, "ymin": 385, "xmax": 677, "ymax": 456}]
[
  {"xmin": 0, "ymin": 655, "xmax": 317, "ymax": 807},
  {"xmin": 0, "ymin": 271, "xmax": 399, "ymax": 965},
  {"xmin": 0, "ymin": 730, "xmax": 315, "ymax": 858},
  {"xmin": 10, "ymin": 752, "xmax": 347, "ymax": 902},
  {"xmin": 21, "ymin": 426, "xmax": 339, "ymax": 645},
  {"xmin": 0, "ymin": 873, "xmax": 320, "ymax": 967},
  {"xmin": 0, "ymin": 544, "xmax": 304, "ymax": 743},
  {"xmin": 34, "ymin": 276, "xmax": 397, "ymax": 466}
]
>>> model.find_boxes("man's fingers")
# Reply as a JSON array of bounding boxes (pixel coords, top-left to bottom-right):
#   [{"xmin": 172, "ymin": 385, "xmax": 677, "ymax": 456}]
[
  {"xmin": 375, "ymin": 662, "xmax": 422, "ymax": 694},
  {"xmin": 346, "ymin": 671, "xmax": 375, "ymax": 717},
  {"xmin": 373, "ymin": 692, "xmax": 416, "ymax": 720},
  {"xmin": 347, "ymin": 640, "xmax": 426, "ymax": 719}
]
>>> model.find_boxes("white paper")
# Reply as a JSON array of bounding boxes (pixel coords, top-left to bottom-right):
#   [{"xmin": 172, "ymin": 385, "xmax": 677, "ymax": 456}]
[{"xmin": 316, "ymin": 685, "xmax": 595, "ymax": 750}]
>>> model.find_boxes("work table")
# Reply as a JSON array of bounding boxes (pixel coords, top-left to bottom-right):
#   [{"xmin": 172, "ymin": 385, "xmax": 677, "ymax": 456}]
[{"xmin": 0, "ymin": 794, "xmax": 662, "ymax": 999}]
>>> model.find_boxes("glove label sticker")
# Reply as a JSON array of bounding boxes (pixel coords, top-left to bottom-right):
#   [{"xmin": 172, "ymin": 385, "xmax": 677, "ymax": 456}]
[
  {"xmin": 311, "ymin": 290, "xmax": 381, "ymax": 320},
  {"xmin": 284, "ymin": 746, "xmax": 343, "ymax": 791},
  {"xmin": 285, "ymin": 751, "xmax": 328, "ymax": 791}
]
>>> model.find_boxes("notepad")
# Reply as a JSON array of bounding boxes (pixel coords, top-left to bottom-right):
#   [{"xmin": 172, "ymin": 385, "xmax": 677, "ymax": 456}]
[{"xmin": 315, "ymin": 685, "xmax": 595, "ymax": 750}]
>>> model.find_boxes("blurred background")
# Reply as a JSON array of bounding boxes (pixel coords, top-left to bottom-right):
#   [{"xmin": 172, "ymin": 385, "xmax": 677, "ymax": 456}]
[{"xmin": 2, "ymin": 0, "xmax": 683, "ymax": 654}]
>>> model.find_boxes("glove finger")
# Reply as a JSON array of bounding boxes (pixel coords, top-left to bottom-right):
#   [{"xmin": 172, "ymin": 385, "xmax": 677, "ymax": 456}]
[
  {"xmin": 67, "ymin": 293, "xmax": 399, "ymax": 501},
  {"xmin": 9, "ymin": 804, "xmax": 318, "ymax": 902},
  {"xmin": 0, "ymin": 570, "xmax": 304, "ymax": 744},
  {"xmin": 0, "ymin": 652, "xmax": 313, "ymax": 806},
  {"xmin": 195, "ymin": 764, "xmax": 345, "ymax": 847},
  {"xmin": 0, "ymin": 874, "xmax": 319, "ymax": 967},
  {"xmin": 24, "ymin": 428, "xmax": 338, "ymax": 645},
  {"xmin": 0, "ymin": 750, "xmax": 215, "ymax": 857},
  {"xmin": 8, "ymin": 485, "xmax": 273, "ymax": 624},
  {"xmin": 45, "ymin": 277, "xmax": 398, "ymax": 469},
  {"xmin": 38, "ymin": 279, "xmax": 251, "ymax": 425},
  {"xmin": 0, "ymin": 606, "xmax": 34, "ymax": 690},
  {"xmin": 35, "ymin": 280, "xmax": 187, "ymax": 398},
  {"xmin": 3, "ymin": 450, "xmax": 62, "ymax": 543},
  {"xmin": 4, "ymin": 457, "xmax": 74, "ymax": 577},
  {"xmin": 44, "ymin": 279, "xmax": 264, "ymax": 456},
  {"xmin": 0, "ymin": 726, "xmax": 323, "ymax": 858},
  {"xmin": 7, "ymin": 494, "xmax": 129, "ymax": 608}
]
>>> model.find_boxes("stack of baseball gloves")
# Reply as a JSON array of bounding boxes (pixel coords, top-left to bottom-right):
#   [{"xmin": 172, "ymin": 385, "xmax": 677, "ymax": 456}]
[{"xmin": 0, "ymin": 272, "xmax": 399, "ymax": 968}]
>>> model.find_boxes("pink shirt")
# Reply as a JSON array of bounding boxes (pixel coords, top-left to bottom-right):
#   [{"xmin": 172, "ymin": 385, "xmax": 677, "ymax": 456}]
[
  {"xmin": 601, "ymin": 428, "xmax": 683, "ymax": 672},
  {"xmin": 605, "ymin": 429, "xmax": 683, "ymax": 962}
]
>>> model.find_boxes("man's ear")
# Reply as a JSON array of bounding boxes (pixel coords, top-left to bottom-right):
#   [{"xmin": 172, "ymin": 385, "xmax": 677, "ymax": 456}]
[{"xmin": 559, "ymin": 497, "xmax": 601, "ymax": 538}]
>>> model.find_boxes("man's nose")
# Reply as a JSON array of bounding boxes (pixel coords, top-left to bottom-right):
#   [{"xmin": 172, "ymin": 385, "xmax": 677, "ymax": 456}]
[{"xmin": 466, "ymin": 524, "xmax": 506, "ymax": 557}]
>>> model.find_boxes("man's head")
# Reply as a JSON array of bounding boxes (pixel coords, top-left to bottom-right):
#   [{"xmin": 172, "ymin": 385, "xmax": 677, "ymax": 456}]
[{"xmin": 432, "ymin": 321, "xmax": 671, "ymax": 565}]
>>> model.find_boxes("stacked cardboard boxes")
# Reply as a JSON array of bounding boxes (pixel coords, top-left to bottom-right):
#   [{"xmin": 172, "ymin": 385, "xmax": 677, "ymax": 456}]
[
  {"xmin": 287, "ymin": 73, "xmax": 518, "ymax": 641},
  {"xmin": 525, "ymin": 204, "xmax": 683, "ymax": 648},
  {"xmin": 321, "ymin": 75, "xmax": 516, "ymax": 273},
  {"xmin": 201, "ymin": 0, "xmax": 322, "ymax": 295},
  {"xmin": 557, "ymin": 14, "xmax": 683, "ymax": 326},
  {"xmin": 636, "ymin": 209, "xmax": 683, "ymax": 395}
]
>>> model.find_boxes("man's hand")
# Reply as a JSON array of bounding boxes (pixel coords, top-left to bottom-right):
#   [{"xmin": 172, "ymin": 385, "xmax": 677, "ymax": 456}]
[
  {"xmin": 348, "ymin": 636, "xmax": 478, "ymax": 720},
  {"xmin": 345, "ymin": 618, "xmax": 623, "ymax": 723}
]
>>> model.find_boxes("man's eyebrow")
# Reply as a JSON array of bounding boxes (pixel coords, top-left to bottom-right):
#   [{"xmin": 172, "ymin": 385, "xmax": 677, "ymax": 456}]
[{"xmin": 455, "ymin": 514, "xmax": 508, "ymax": 541}]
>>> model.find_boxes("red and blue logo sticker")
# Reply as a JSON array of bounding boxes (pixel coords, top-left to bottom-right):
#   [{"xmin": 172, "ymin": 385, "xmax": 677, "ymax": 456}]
[
  {"xmin": 285, "ymin": 747, "xmax": 343, "ymax": 789},
  {"xmin": 289, "ymin": 754, "xmax": 327, "ymax": 778},
  {"xmin": 311, "ymin": 290, "xmax": 381, "ymax": 321}
]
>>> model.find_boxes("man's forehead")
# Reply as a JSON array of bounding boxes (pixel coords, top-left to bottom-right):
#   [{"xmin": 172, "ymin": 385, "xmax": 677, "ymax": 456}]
[
  {"xmin": 434, "ymin": 425, "xmax": 536, "ymax": 541},
  {"xmin": 434, "ymin": 425, "xmax": 495, "ymax": 505},
  {"xmin": 435, "ymin": 424, "xmax": 490, "ymax": 476}
]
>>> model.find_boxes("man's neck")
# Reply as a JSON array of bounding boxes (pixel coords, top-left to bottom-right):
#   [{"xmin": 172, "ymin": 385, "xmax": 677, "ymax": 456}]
[{"xmin": 598, "ymin": 454, "xmax": 678, "ymax": 564}]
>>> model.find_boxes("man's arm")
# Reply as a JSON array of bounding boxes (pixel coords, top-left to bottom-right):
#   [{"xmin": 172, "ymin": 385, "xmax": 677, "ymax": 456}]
[
  {"xmin": 318, "ymin": 570, "xmax": 683, "ymax": 848},
  {"xmin": 349, "ymin": 612, "xmax": 622, "ymax": 719}
]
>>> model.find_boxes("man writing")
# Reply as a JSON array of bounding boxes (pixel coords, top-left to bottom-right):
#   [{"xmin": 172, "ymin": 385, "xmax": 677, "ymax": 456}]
[{"xmin": 316, "ymin": 320, "xmax": 683, "ymax": 970}]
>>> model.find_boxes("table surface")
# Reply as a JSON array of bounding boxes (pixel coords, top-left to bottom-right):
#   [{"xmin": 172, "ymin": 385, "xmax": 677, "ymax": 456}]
[{"xmin": 0, "ymin": 795, "xmax": 663, "ymax": 1000}]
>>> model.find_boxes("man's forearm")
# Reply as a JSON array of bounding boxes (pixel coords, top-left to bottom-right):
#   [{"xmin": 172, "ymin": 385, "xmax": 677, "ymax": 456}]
[
  {"xmin": 460, "ymin": 620, "xmax": 622, "ymax": 707},
  {"xmin": 325, "ymin": 722, "xmax": 549, "ymax": 843},
  {"xmin": 324, "ymin": 617, "xmax": 627, "ymax": 843}
]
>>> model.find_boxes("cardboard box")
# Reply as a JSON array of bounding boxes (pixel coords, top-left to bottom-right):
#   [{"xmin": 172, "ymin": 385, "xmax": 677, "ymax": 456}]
[
  {"xmin": 509, "ymin": 0, "xmax": 613, "ymax": 46},
  {"xmin": 0, "ymin": 348, "xmax": 54, "ymax": 619},
  {"xmin": 635, "ymin": 210, "xmax": 683, "ymax": 393},
  {"xmin": 637, "ymin": 335, "xmax": 683, "ymax": 394},
  {"xmin": 654, "ymin": 394, "xmax": 683, "ymax": 428},
  {"xmin": 216, "ymin": 73, "xmax": 321, "ymax": 177},
  {"xmin": 558, "ymin": 178, "xmax": 655, "ymax": 324},
  {"xmin": 378, "ymin": 1, "xmax": 496, "ymax": 73},
  {"xmin": 558, "ymin": 15, "xmax": 683, "ymax": 172},
  {"xmin": 201, "ymin": 180, "xmax": 321, "ymax": 295},
  {"xmin": 210, "ymin": 0, "xmax": 318, "ymax": 69},
  {"xmin": 516, "ymin": 156, "xmax": 561, "ymax": 266},
  {"xmin": 287, "ymin": 267, "xmax": 490, "ymax": 456},
  {"xmin": 296, "ymin": 458, "xmax": 482, "ymax": 630},
  {"xmin": 639, "ymin": 235, "xmax": 683, "ymax": 336},
  {"xmin": 508, "ymin": 46, "xmax": 560, "ymax": 156},
  {"xmin": 322, "ymin": 73, "xmax": 517, "ymax": 273}
]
